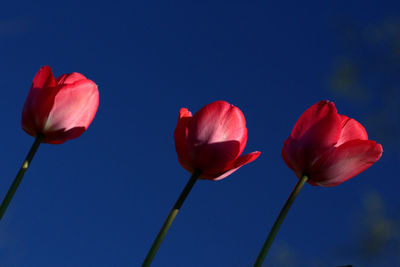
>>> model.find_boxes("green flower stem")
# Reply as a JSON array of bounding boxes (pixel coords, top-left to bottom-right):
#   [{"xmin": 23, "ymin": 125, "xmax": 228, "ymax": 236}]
[
  {"xmin": 253, "ymin": 175, "xmax": 308, "ymax": 267},
  {"xmin": 0, "ymin": 135, "xmax": 42, "ymax": 221},
  {"xmin": 142, "ymin": 170, "xmax": 201, "ymax": 267},
  {"xmin": 142, "ymin": 169, "xmax": 201, "ymax": 267}
]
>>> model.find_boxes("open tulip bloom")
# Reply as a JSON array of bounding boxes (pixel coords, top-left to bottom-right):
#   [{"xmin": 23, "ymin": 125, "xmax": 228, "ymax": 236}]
[
  {"xmin": 253, "ymin": 100, "xmax": 383, "ymax": 266},
  {"xmin": 0, "ymin": 66, "xmax": 99, "ymax": 221},
  {"xmin": 142, "ymin": 101, "xmax": 260, "ymax": 266}
]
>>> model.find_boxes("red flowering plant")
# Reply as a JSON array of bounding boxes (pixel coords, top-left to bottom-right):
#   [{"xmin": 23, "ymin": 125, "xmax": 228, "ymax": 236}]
[
  {"xmin": 142, "ymin": 101, "xmax": 260, "ymax": 266},
  {"xmin": 254, "ymin": 101, "xmax": 382, "ymax": 266},
  {"xmin": 0, "ymin": 66, "xmax": 99, "ymax": 221}
]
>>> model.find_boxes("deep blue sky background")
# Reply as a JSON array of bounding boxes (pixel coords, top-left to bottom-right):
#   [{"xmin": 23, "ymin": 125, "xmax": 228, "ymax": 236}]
[{"xmin": 0, "ymin": 1, "xmax": 399, "ymax": 266}]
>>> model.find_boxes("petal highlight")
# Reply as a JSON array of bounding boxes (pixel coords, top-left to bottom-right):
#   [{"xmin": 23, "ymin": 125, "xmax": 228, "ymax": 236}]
[
  {"xmin": 45, "ymin": 79, "xmax": 99, "ymax": 133},
  {"xmin": 335, "ymin": 115, "xmax": 368, "ymax": 147},
  {"xmin": 187, "ymin": 101, "xmax": 247, "ymax": 154}
]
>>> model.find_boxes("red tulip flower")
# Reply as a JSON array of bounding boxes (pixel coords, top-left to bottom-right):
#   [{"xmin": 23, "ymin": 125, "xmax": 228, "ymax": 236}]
[
  {"xmin": 0, "ymin": 66, "xmax": 99, "ymax": 221},
  {"xmin": 254, "ymin": 100, "xmax": 383, "ymax": 266},
  {"xmin": 174, "ymin": 100, "xmax": 260, "ymax": 180},
  {"xmin": 22, "ymin": 65, "xmax": 99, "ymax": 144},
  {"xmin": 143, "ymin": 101, "xmax": 259, "ymax": 266},
  {"xmin": 282, "ymin": 100, "xmax": 382, "ymax": 186}
]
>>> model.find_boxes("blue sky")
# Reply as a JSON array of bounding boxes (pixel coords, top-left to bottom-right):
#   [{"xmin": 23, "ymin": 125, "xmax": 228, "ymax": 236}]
[{"xmin": 0, "ymin": 1, "xmax": 399, "ymax": 266}]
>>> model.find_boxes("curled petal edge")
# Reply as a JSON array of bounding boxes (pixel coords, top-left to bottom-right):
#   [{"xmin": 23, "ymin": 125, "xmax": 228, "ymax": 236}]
[
  {"xmin": 310, "ymin": 140, "xmax": 383, "ymax": 187},
  {"xmin": 201, "ymin": 151, "xmax": 261, "ymax": 181}
]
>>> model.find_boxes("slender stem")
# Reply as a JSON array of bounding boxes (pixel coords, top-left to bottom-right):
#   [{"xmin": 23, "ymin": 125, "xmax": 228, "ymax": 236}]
[
  {"xmin": 0, "ymin": 135, "xmax": 42, "ymax": 221},
  {"xmin": 253, "ymin": 175, "xmax": 308, "ymax": 267},
  {"xmin": 142, "ymin": 169, "xmax": 202, "ymax": 267}
]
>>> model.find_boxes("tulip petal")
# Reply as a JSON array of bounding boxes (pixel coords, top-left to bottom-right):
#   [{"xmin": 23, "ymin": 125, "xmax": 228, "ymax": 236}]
[
  {"xmin": 287, "ymin": 101, "xmax": 342, "ymax": 170},
  {"xmin": 174, "ymin": 108, "xmax": 193, "ymax": 172},
  {"xmin": 44, "ymin": 79, "xmax": 99, "ymax": 137},
  {"xmin": 203, "ymin": 151, "xmax": 261, "ymax": 180},
  {"xmin": 310, "ymin": 140, "xmax": 383, "ymax": 187},
  {"xmin": 335, "ymin": 115, "xmax": 368, "ymax": 147},
  {"xmin": 282, "ymin": 137, "xmax": 317, "ymax": 178},
  {"xmin": 32, "ymin": 65, "xmax": 56, "ymax": 89},
  {"xmin": 187, "ymin": 101, "xmax": 248, "ymax": 157},
  {"xmin": 42, "ymin": 127, "xmax": 87, "ymax": 144},
  {"xmin": 22, "ymin": 66, "xmax": 57, "ymax": 135},
  {"xmin": 291, "ymin": 101, "xmax": 341, "ymax": 147},
  {"xmin": 190, "ymin": 140, "xmax": 242, "ymax": 174}
]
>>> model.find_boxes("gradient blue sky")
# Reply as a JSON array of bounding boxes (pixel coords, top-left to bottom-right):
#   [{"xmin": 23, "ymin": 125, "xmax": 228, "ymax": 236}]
[{"xmin": 0, "ymin": 1, "xmax": 399, "ymax": 266}]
